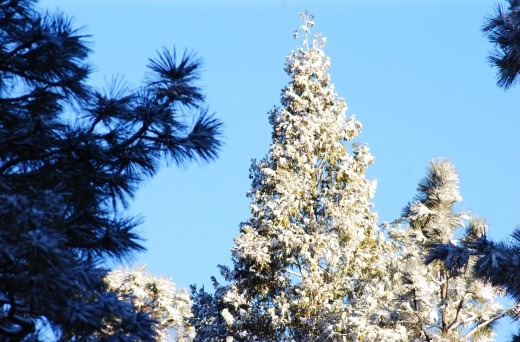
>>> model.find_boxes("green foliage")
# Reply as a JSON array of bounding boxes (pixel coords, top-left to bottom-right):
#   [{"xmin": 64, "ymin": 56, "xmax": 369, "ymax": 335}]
[{"xmin": 0, "ymin": 0, "xmax": 221, "ymax": 339}]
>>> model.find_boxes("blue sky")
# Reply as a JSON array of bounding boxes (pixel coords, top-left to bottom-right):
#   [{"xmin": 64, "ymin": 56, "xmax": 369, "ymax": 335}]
[{"xmin": 40, "ymin": 0, "xmax": 519, "ymax": 339}]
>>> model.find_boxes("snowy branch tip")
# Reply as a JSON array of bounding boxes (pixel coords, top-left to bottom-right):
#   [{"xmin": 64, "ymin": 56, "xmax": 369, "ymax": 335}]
[{"xmin": 293, "ymin": 11, "xmax": 327, "ymax": 49}]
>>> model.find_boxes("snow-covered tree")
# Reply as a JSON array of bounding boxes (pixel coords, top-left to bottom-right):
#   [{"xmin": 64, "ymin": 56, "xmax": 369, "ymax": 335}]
[
  {"xmin": 0, "ymin": 0, "xmax": 221, "ymax": 339},
  {"xmin": 483, "ymin": 0, "xmax": 520, "ymax": 89},
  {"xmin": 390, "ymin": 159, "xmax": 509, "ymax": 341},
  {"xmin": 104, "ymin": 266, "xmax": 195, "ymax": 341},
  {"xmin": 192, "ymin": 12, "xmax": 405, "ymax": 341}
]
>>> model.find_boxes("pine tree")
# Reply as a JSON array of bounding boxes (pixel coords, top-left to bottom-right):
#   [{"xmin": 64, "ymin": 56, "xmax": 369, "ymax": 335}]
[
  {"xmin": 390, "ymin": 159, "xmax": 508, "ymax": 341},
  {"xmin": 483, "ymin": 0, "xmax": 520, "ymax": 89},
  {"xmin": 0, "ymin": 0, "xmax": 221, "ymax": 339},
  {"xmin": 104, "ymin": 266, "xmax": 195, "ymax": 341},
  {"xmin": 192, "ymin": 12, "xmax": 405, "ymax": 341}
]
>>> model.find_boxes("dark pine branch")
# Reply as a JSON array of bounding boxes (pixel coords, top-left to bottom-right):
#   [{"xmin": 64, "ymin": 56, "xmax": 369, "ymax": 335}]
[
  {"xmin": 0, "ymin": 0, "xmax": 222, "ymax": 340},
  {"xmin": 483, "ymin": 0, "xmax": 520, "ymax": 89}
]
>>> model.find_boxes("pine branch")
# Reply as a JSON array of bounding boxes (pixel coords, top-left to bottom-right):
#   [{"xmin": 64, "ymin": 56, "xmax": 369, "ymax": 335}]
[{"xmin": 464, "ymin": 309, "xmax": 514, "ymax": 339}]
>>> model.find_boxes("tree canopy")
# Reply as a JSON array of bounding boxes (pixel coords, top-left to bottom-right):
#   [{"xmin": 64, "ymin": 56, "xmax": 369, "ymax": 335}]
[
  {"xmin": 191, "ymin": 12, "xmax": 405, "ymax": 341},
  {"xmin": 0, "ymin": 0, "xmax": 221, "ymax": 339}
]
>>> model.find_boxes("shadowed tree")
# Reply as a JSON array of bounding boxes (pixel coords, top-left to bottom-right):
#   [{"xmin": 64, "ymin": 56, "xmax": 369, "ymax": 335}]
[
  {"xmin": 483, "ymin": 0, "xmax": 520, "ymax": 89},
  {"xmin": 0, "ymin": 0, "xmax": 221, "ymax": 340}
]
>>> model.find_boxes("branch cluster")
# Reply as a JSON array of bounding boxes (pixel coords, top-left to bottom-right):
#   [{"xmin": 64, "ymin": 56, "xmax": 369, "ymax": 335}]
[{"xmin": 0, "ymin": 0, "xmax": 221, "ymax": 339}]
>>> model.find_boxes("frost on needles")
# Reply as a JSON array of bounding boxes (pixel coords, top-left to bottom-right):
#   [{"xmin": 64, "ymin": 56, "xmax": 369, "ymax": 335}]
[
  {"xmin": 191, "ymin": 12, "xmax": 407, "ymax": 341},
  {"xmin": 105, "ymin": 265, "xmax": 195, "ymax": 341},
  {"xmin": 389, "ymin": 159, "xmax": 510, "ymax": 341}
]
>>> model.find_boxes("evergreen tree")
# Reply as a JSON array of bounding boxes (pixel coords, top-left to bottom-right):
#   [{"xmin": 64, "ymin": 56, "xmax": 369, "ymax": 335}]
[
  {"xmin": 192, "ymin": 12, "xmax": 405, "ymax": 341},
  {"xmin": 190, "ymin": 277, "xmax": 230, "ymax": 341},
  {"xmin": 390, "ymin": 159, "xmax": 508, "ymax": 341},
  {"xmin": 0, "ymin": 0, "xmax": 221, "ymax": 339},
  {"xmin": 483, "ymin": 0, "xmax": 520, "ymax": 89},
  {"xmin": 104, "ymin": 266, "xmax": 195, "ymax": 341}
]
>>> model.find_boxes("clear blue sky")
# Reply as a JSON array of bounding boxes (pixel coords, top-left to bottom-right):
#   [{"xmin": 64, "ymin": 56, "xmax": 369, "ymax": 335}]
[{"xmin": 40, "ymin": 0, "xmax": 520, "ymax": 339}]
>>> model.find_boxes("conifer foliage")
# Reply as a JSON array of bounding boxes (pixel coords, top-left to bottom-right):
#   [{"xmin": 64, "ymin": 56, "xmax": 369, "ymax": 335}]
[
  {"xmin": 390, "ymin": 160, "xmax": 507, "ymax": 341},
  {"xmin": 104, "ymin": 266, "xmax": 195, "ymax": 341},
  {"xmin": 192, "ymin": 12, "xmax": 404, "ymax": 341},
  {"xmin": 0, "ymin": 0, "xmax": 221, "ymax": 339},
  {"xmin": 483, "ymin": 0, "xmax": 520, "ymax": 89}
]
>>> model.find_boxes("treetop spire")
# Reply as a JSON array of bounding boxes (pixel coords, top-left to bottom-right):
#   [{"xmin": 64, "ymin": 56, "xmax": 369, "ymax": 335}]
[{"xmin": 293, "ymin": 11, "xmax": 326, "ymax": 50}]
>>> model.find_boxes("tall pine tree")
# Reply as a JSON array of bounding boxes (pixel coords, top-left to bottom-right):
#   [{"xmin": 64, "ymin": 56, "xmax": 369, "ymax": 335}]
[
  {"xmin": 192, "ymin": 13, "xmax": 405, "ymax": 341},
  {"xmin": 390, "ymin": 159, "xmax": 509, "ymax": 341}
]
